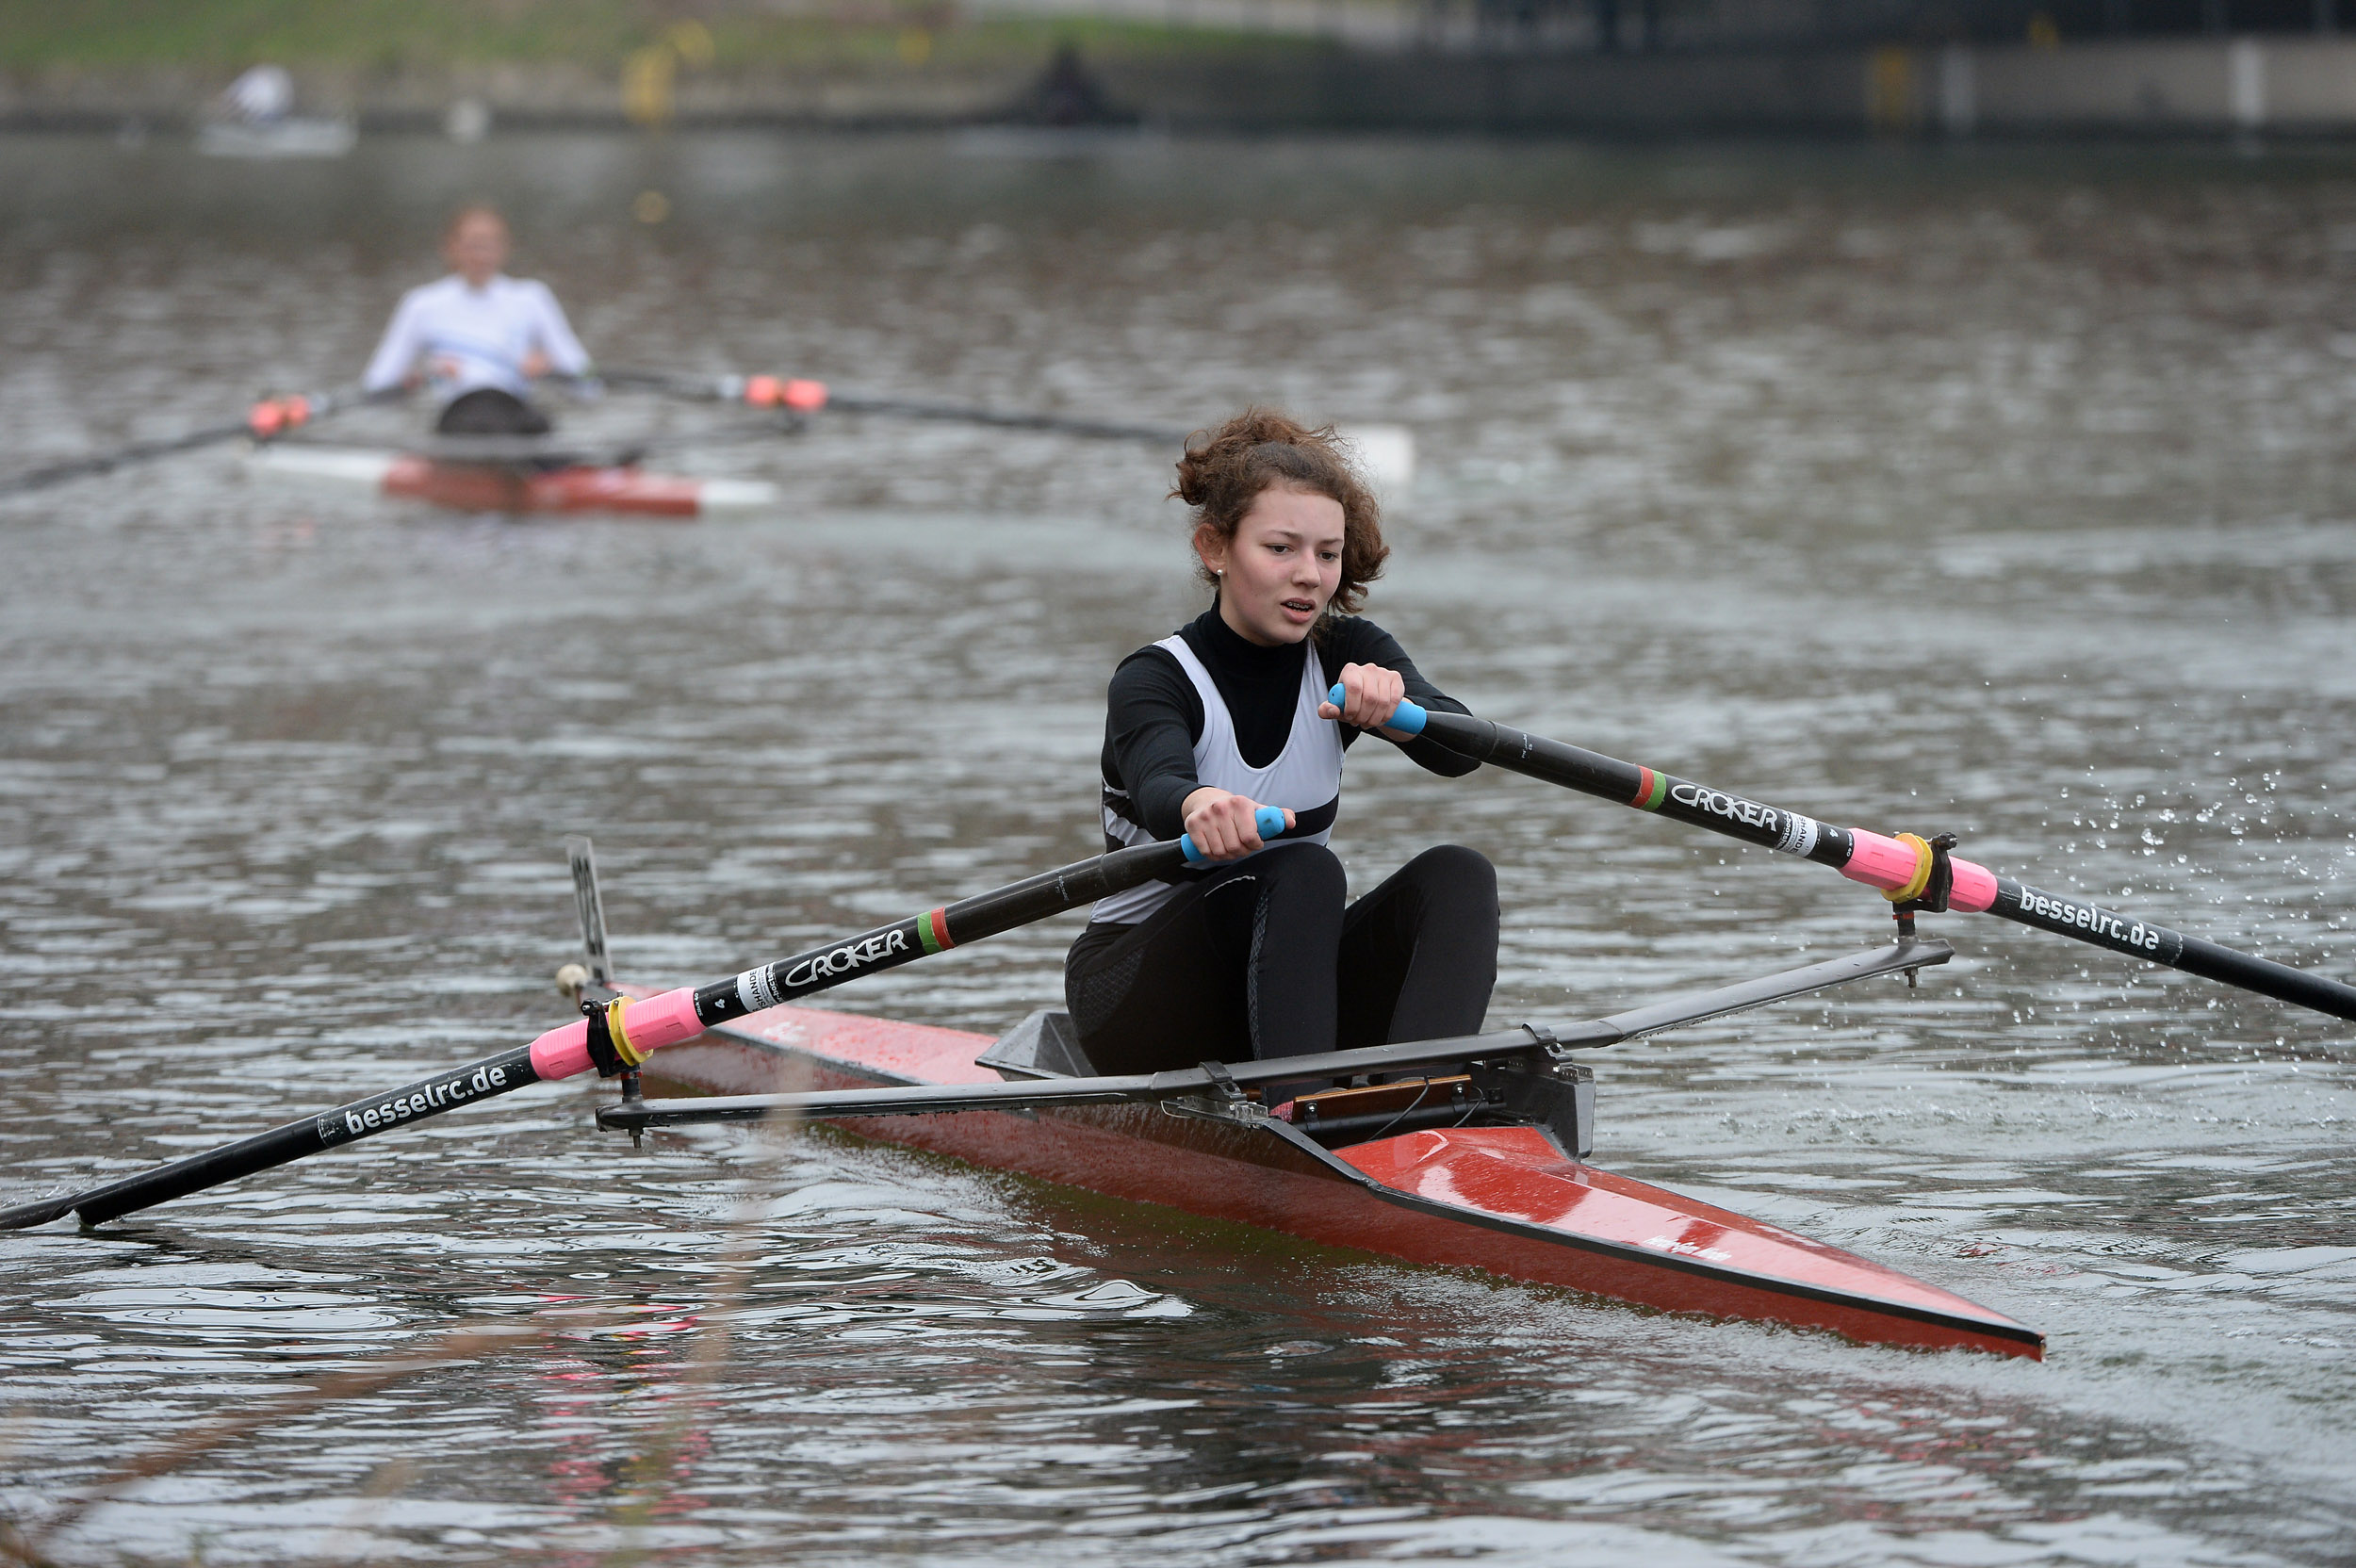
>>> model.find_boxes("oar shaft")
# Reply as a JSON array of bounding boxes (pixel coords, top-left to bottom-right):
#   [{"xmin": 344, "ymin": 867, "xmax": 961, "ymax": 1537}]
[
  {"xmin": 1378, "ymin": 695, "xmax": 2356, "ymax": 1022},
  {"xmin": 824, "ymin": 392, "xmax": 1180, "ymax": 444},
  {"xmin": 1412, "ymin": 712, "xmax": 1857, "ymax": 869},
  {"xmin": 4, "ymin": 812, "xmax": 1279, "ymax": 1231},
  {"xmin": 0, "ymin": 384, "xmax": 377, "ymax": 498},
  {"xmin": 0, "ymin": 420, "xmax": 251, "ymax": 496},
  {"xmin": 701, "ymin": 836, "xmax": 1182, "ymax": 1017},
  {"xmin": 528, "ymin": 814, "xmax": 1281, "ymax": 1078},
  {"xmin": 65, "ymin": 1048, "xmax": 543, "ymax": 1228},
  {"xmin": 1995, "ymin": 912, "xmax": 2356, "ymax": 1021},
  {"xmin": 600, "ymin": 368, "xmax": 1183, "ymax": 445}
]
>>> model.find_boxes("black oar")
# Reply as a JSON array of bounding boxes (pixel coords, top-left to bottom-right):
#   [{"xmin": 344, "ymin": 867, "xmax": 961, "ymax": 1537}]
[
  {"xmin": 600, "ymin": 937, "xmax": 1953, "ymax": 1131},
  {"xmin": 0, "ymin": 385, "xmax": 384, "ymax": 498},
  {"xmin": 601, "ymin": 368, "xmax": 1184, "ymax": 446},
  {"xmin": 0, "ymin": 809, "xmax": 1285, "ymax": 1233},
  {"xmin": 1354, "ymin": 688, "xmax": 2356, "ymax": 1023}
]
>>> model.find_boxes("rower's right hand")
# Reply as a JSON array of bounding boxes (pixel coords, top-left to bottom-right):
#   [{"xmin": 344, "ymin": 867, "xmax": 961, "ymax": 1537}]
[{"xmin": 1181, "ymin": 789, "xmax": 1296, "ymax": 862}]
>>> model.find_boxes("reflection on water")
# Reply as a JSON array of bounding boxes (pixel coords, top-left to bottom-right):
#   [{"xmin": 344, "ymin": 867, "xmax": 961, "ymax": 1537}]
[{"xmin": 1, "ymin": 132, "xmax": 2352, "ymax": 1564}]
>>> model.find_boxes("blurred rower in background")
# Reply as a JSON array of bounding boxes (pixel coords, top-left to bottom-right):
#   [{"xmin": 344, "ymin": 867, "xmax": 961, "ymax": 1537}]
[
  {"xmin": 221, "ymin": 64, "xmax": 294, "ymax": 125},
  {"xmin": 364, "ymin": 204, "xmax": 591, "ymax": 436}
]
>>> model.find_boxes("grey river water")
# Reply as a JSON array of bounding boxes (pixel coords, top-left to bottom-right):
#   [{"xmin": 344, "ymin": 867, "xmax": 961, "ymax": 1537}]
[{"xmin": 1, "ymin": 131, "xmax": 2353, "ymax": 1564}]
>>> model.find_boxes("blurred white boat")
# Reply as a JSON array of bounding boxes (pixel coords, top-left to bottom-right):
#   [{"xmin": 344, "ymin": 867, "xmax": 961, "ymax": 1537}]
[
  {"xmin": 199, "ymin": 65, "xmax": 354, "ymax": 158},
  {"xmin": 198, "ymin": 118, "xmax": 356, "ymax": 158}
]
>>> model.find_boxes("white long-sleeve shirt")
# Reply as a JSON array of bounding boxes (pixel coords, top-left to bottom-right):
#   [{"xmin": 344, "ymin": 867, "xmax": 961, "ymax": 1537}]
[{"xmin": 363, "ymin": 273, "xmax": 591, "ymax": 404}]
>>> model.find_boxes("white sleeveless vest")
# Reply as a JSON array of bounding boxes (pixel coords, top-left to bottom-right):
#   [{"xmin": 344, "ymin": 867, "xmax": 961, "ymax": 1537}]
[{"xmin": 1091, "ymin": 634, "xmax": 1345, "ymax": 924}]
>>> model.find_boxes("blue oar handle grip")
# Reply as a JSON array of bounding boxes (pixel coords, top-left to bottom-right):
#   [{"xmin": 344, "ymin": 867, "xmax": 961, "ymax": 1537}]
[
  {"xmin": 1178, "ymin": 805, "xmax": 1291, "ymax": 865},
  {"xmin": 1326, "ymin": 683, "xmax": 1428, "ymax": 737}
]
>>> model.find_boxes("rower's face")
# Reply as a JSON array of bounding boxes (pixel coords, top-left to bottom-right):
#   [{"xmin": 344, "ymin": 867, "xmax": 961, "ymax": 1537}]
[
  {"xmin": 1198, "ymin": 486, "xmax": 1346, "ymax": 647},
  {"xmin": 444, "ymin": 216, "xmax": 510, "ymax": 286}
]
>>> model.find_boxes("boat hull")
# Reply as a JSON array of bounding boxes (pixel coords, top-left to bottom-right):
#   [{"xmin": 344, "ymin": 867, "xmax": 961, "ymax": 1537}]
[
  {"xmin": 248, "ymin": 445, "xmax": 777, "ymax": 518},
  {"xmin": 644, "ymin": 1004, "xmax": 2044, "ymax": 1360}
]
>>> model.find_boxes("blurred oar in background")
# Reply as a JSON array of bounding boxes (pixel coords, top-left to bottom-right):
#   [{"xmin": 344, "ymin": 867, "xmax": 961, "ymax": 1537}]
[
  {"xmin": 602, "ymin": 367, "xmax": 1418, "ymax": 489},
  {"xmin": 0, "ymin": 385, "xmax": 383, "ymax": 498}
]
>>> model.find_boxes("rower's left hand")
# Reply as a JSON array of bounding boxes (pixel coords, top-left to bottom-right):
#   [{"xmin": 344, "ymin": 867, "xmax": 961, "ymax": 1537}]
[
  {"xmin": 521, "ymin": 349, "xmax": 551, "ymax": 380},
  {"xmin": 1319, "ymin": 662, "xmax": 1409, "ymax": 739}
]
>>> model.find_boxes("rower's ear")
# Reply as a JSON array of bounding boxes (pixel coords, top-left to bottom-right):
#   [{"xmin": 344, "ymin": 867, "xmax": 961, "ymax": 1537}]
[{"xmin": 1192, "ymin": 521, "xmax": 1227, "ymax": 578}]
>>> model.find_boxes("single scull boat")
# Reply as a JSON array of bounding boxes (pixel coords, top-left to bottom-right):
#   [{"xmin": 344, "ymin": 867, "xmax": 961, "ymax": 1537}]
[
  {"xmin": 249, "ymin": 438, "xmax": 778, "ymax": 519},
  {"xmin": 564, "ymin": 846, "xmax": 2042, "ymax": 1360},
  {"xmin": 9, "ymin": 693, "xmax": 2336, "ymax": 1358}
]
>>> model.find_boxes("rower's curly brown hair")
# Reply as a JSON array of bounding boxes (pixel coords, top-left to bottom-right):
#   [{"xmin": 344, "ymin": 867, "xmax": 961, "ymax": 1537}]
[{"xmin": 1173, "ymin": 408, "xmax": 1388, "ymax": 620}]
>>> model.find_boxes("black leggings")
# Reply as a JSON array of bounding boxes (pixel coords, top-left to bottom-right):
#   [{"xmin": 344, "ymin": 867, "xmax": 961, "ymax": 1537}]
[{"xmin": 1063, "ymin": 843, "xmax": 1499, "ymax": 1075}]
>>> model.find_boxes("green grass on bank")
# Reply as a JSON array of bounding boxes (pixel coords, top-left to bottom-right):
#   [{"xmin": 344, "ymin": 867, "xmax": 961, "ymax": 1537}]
[{"xmin": 0, "ymin": 0, "xmax": 1331, "ymax": 74}]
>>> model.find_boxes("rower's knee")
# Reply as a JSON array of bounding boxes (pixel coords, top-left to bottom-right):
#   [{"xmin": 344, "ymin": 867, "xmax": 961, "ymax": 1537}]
[
  {"xmin": 1403, "ymin": 843, "xmax": 1497, "ymax": 913},
  {"xmin": 1261, "ymin": 841, "xmax": 1347, "ymax": 903}
]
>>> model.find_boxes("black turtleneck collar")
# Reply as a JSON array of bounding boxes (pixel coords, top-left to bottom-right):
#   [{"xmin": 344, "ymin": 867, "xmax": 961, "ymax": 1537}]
[
  {"xmin": 1184, "ymin": 603, "xmax": 1310, "ymax": 674},
  {"xmin": 1175, "ymin": 605, "xmax": 1314, "ymax": 768}
]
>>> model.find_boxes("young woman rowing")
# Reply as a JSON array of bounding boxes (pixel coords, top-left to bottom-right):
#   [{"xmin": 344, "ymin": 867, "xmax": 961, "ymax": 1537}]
[
  {"xmin": 364, "ymin": 204, "xmax": 592, "ymax": 437},
  {"xmin": 1066, "ymin": 410, "xmax": 1499, "ymax": 1074}
]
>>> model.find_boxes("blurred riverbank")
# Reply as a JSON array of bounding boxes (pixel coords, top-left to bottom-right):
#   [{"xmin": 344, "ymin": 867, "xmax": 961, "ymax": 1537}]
[{"xmin": 13, "ymin": 0, "xmax": 2356, "ymax": 139}]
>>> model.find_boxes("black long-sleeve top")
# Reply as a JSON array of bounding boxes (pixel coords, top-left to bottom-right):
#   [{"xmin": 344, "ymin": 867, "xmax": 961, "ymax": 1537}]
[{"xmin": 1101, "ymin": 607, "xmax": 1480, "ymax": 841}]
